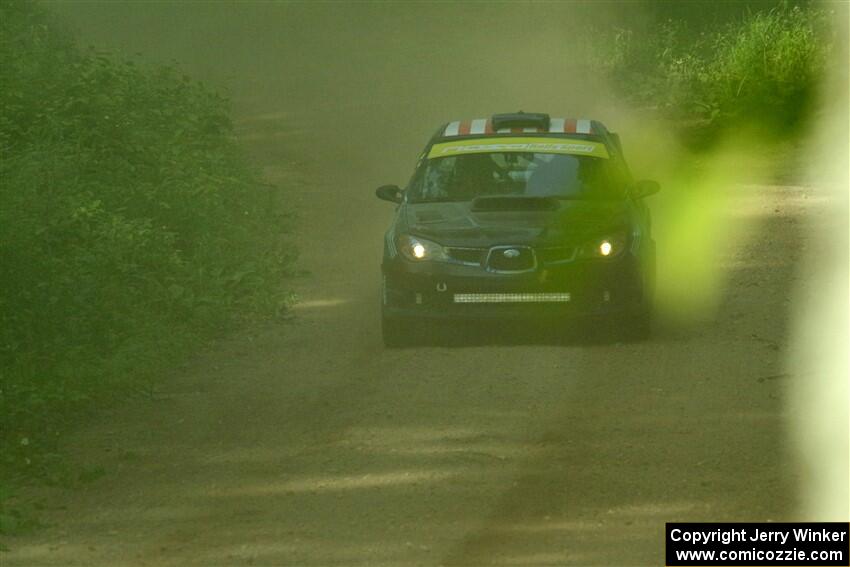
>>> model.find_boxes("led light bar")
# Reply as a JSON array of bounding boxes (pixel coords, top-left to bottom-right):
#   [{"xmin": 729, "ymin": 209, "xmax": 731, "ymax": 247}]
[{"xmin": 453, "ymin": 293, "xmax": 571, "ymax": 304}]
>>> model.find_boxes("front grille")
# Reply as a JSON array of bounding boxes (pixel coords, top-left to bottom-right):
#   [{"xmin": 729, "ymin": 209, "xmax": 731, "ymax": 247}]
[
  {"xmin": 444, "ymin": 245, "xmax": 575, "ymax": 270},
  {"xmin": 446, "ymin": 247, "xmax": 485, "ymax": 265},
  {"xmin": 486, "ymin": 246, "xmax": 536, "ymax": 272},
  {"xmin": 538, "ymin": 246, "xmax": 576, "ymax": 264}
]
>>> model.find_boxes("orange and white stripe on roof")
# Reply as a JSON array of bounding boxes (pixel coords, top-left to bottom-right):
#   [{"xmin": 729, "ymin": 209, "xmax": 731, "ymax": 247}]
[{"xmin": 442, "ymin": 118, "xmax": 594, "ymax": 137}]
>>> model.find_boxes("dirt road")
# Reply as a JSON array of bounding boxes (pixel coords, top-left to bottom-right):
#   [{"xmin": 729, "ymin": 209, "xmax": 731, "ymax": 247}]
[
  {"xmin": 4, "ymin": 165, "xmax": 812, "ymax": 567},
  {"xmin": 5, "ymin": 4, "xmax": 822, "ymax": 565}
]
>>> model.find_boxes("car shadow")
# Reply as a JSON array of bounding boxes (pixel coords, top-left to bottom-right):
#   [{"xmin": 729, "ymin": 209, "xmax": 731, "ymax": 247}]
[{"xmin": 400, "ymin": 318, "xmax": 647, "ymax": 348}]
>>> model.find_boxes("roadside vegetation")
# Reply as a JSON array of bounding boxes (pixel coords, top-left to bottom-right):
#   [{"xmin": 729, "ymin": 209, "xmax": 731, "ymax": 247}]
[
  {"xmin": 587, "ymin": 2, "xmax": 835, "ymax": 322},
  {"xmin": 0, "ymin": 0, "xmax": 294, "ymax": 532},
  {"xmin": 594, "ymin": 2, "xmax": 833, "ymax": 149}
]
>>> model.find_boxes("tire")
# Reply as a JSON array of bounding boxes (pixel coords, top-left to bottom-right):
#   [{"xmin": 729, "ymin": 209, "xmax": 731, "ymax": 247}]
[
  {"xmin": 619, "ymin": 307, "xmax": 652, "ymax": 342},
  {"xmin": 620, "ymin": 252, "xmax": 655, "ymax": 342}
]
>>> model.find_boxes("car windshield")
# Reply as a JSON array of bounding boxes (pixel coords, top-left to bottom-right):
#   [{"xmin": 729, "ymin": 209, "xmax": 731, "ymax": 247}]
[{"xmin": 408, "ymin": 152, "xmax": 625, "ymax": 203}]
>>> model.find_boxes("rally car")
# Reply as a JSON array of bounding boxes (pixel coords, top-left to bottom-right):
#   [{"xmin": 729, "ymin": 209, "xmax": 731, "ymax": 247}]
[{"xmin": 376, "ymin": 112, "xmax": 659, "ymax": 346}]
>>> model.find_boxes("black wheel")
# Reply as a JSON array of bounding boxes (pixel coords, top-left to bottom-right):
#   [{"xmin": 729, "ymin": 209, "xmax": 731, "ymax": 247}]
[
  {"xmin": 381, "ymin": 314, "xmax": 411, "ymax": 348},
  {"xmin": 618, "ymin": 307, "xmax": 652, "ymax": 342}
]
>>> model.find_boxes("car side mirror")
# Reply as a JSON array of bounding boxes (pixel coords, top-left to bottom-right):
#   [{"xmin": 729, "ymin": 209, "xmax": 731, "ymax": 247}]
[
  {"xmin": 376, "ymin": 184, "xmax": 402, "ymax": 203},
  {"xmin": 633, "ymin": 179, "xmax": 660, "ymax": 198}
]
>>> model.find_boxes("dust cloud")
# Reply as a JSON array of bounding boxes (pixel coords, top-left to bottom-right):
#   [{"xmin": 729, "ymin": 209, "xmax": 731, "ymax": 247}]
[
  {"xmin": 47, "ymin": 1, "xmax": 783, "ymax": 323},
  {"xmin": 48, "ymin": 3, "xmax": 649, "ymax": 178}
]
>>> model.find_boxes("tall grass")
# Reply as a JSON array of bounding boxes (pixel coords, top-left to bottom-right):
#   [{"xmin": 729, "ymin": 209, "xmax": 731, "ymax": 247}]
[
  {"xmin": 597, "ymin": 3, "xmax": 832, "ymax": 146},
  {"xmin": 0, "ymin": 0, "xmax": 295, "ymax": 492}
]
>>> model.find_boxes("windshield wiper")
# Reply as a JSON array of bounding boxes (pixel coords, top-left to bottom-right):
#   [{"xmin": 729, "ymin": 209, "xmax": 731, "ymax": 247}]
[{"xmin": 410, "ymin": 198, "xmax": 470, "ymax": 204}]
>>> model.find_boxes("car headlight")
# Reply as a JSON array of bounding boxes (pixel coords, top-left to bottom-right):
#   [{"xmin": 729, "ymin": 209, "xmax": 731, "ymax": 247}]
[
  {"xmin": 578, "ymin": 231, "xmax": 628, "ymax": 259},
  {"xmin": 396, "ymin": 234, "xmax": 449, "ymax": 262}
]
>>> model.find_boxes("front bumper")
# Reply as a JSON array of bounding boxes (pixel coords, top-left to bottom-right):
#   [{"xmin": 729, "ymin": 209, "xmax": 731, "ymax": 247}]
[{"xmin": 382, "ymin": 253, "xmax": 648, "ymax": 321}]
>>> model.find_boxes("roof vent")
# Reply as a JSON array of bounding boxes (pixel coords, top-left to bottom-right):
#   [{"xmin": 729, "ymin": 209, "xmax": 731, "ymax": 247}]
[{"xmin": 491, "ymin": 112, "xmax": 550, "ymax": 131}]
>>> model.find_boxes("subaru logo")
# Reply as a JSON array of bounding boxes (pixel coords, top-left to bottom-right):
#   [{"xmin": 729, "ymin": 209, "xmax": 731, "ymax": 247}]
[{"xmin": 503, "ymin": 249, "xmax": 521, "ymax": 258}]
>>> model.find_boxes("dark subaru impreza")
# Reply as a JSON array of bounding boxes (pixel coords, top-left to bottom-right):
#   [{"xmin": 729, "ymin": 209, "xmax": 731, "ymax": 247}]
[{"xmin": 376, "ymin": 112, "xmax": 659, "ymax": 346}]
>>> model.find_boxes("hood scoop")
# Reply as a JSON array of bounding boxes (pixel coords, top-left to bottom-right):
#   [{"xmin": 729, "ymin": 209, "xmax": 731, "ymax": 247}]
[
  {"xmin": 415, "ymin": 210, "xmax": 445, "ymax": 222},
  {"xmin": 471, "ymin": 196, "xmax": 560, "ymax": 212}
]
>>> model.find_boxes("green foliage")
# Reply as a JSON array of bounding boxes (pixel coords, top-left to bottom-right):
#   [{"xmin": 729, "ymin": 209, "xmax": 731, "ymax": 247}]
[
  {"xmin": 596, "ymin": 3, "xmax": 831, "ymax": 145},
  {"xmin": 0, "ymin": 0, "xmax": 295, "ymax": 485}
]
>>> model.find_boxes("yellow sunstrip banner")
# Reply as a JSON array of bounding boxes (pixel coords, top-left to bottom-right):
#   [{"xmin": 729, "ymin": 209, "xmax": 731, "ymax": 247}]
[{"xmin": 428, "ymin": 137, "xmax": 609, "ymax": 159}]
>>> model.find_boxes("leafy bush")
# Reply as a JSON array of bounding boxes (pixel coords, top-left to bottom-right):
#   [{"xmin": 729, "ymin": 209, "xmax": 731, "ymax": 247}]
[
  {"xmin": 597, "ymin": 3, "xmax": 832, "ymax": 145},
  {"xmin": 0, "ymin": 1, "xmax": 294, "ymax": 483}
]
